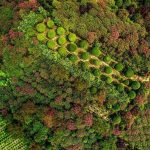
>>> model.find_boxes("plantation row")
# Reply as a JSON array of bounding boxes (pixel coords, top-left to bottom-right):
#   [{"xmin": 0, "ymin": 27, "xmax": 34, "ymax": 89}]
[{"xmin": 0, "ymin": 117, "xmax": 27, "ymax": 150}]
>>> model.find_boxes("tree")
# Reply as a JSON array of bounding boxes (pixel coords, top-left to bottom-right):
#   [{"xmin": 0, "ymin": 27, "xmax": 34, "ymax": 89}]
[
  {"xmin": 125, "ymin": 68, "xmax": 134, "ymax": 78},
  {"xmin": 115, "ymin": 0, "xmax": 123, "ymax": 7},
  {"xmin": 131, "ymin": 81, "xmax": 141, "ymax": 90}
]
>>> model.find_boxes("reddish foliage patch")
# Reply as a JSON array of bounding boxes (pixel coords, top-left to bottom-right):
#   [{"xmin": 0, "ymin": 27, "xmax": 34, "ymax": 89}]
[
  {"xmin": 108, "ymin": 26, "xmax": 120, "ymax": 44},
  {"xmin": 0, "ymin": 109, "xmax": 8, "ymax": 116},
  {"xmin": 16, "ymin": 83, "xmax": 36, "ymax": 95},
  {"xmin": 113, "ymin": 125, "xmax": 122, "ymax": 136},
  {"xmin": 32, "ymin": 37, "xmax": 39, "ymax": 46},
  {"xmin": 135, "ymin": 95, "xmax": 144, "ymax": 105},
  {"xmin": 66, "ymin": 144, "xmax": 81, "ymax": 150},
  {"xmin": 138, "ymin": 39, "xmax": 150, "ymax": 56},
  {"xmin": 66, "ymin": 120, "xmax": 76, "ymax": 131},
  {"xmin": 140, "ymin": 5, "xmax": 150, "ymax": 18},
  {"xmin": 124, "ymin": 111, "xmax": 133, "ymax": 120},
  {"xmin": 130, "ymin": 106, "xmax": 140, "ymax": 116},
  {"xmin": 55, "ymin": 96, "xmax": 63, "ymax": 103},
  {"xmin": 47, "ymin": 107, "xmax": 56, "ymax": 117},
  {"xmin": 9, "ymin": 29, "xmax": 23, "ymax": 40},
  {"xmin": 84, "ymin": 113, "xmax": 93, "ymax": 127},
  {"xmin": 1, "ymin": 35, "xmax": 9, "ymax": 44},
  {"xmin": 18, "ymin": 0, "xmax": 38, "ymax": 10},
  {"xmin": 87, "ymin": 32, "xmax": 97, "ymax": 44},
  {"xmin": 72, "ymin": 104, "xmax": 82, "ymax": 115}
]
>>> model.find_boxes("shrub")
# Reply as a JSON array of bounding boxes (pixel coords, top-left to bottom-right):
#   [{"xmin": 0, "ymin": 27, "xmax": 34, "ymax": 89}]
[
  {"xmin": 37, "ymin": 33, "xmax": 46, "ymax": 41},
  {"xmin": 68, "ymin": 33, "xmax": 77, "ymax": 42},
  {"xmin": 66, "ymin": 120, "xmax": 76, "ymax": 131},
  {"xmin": 36, "ymin": 23, "xmax": 46, "ymax": 33},
  {"xmin": 114, "ymin": 63, "xmax": 124, "ymax": 72},
  {"xmin": 131, "ymin": 81, "xmax": 141, "ymax": 90},
  {"xmin": 104, "ymin": 66, "xmax": 113, "ymax": 74},
  {"xmin": 117, "ymin": 84, "xmax": 124, "ymax": 92},
  {"xmin": 27, "ymin": 28, "xmax": 35, "ymax": 37},
  {"xmin": 56, "ymin": 27, "xmax": 65, "ymax": 35},
  {"xmin": 93, "ymin": 69, "xmax": 100, "ymax": 76},
  {"xmin": 112, "ymin": 115, "xmax": 121, "ymax": 125},
  {"xmin": 47, "ymin": 29, "xmax": 56, "ymax": 39},
  {"xmin": 58, "ymin": 47, "xmax": 67, "ymax": 57},
  {"xmin": 68, "ymin": 43, "xmax": 77, "ymax": 52},
  {"xmin": 80, "ymin": 52, "xmax": 90, "ymax": 60},
  {"xmin": 103, "ymin": 55, "xmax": 111, "ymax": 63},
  {"xmin": 91, "ymin": 59, "xmax": 100, "ymax": 66},
  {"xmin": 115, "ymin": 0, "xmax": 123, "ymax": 7},
  {"xmin": 47, "ymin": 20, "xmax": 54, "ymax": 28},
  {"xmin": 68, "ymin": 54, "xmax": 78, "ymax": 63},
  {"xmin": 106, "ymin": 77, "xmax": 113, "ymax": 84},
  {"xmin": 57, "ymin": 37, "xmax": 66, "ymax": 45},
  {"xmin": 123, "ymin": 80, "xmax": 129, "ymax": 85},
  {"xmin": 113, "ymin": 103, "xmax": 121, "ymax": 111},
  {"xmin": 90, "ymin": 87, "xmax": 97, "ymax": 94},
  {"xmin": 80, "ymin": 61, "xmax": 89, "ymax": 70},
  {"xmin": 79, "ymin": 40, "xmax": 89, "ymax": 49},
  {"xmin": 91, "ymin": 47, "xmax": 101, "ymax": 57},
  {"xmin": 124, "ymin": 0, "xmax": 132, "ymax": 7},
  {"xmin": 125, "ymin": 68, "xmax": 134, "ymax": 78},
  {"xmin": 84, "ymin": 113, "xmax": 93, "ymax": 127},
  {"xmin": 47, "ymin": 40, "xmax": 56, "ymax": 49},
  {"xmin": 128, "ymin": 90, "xmax": 136, "ymax": 99}
]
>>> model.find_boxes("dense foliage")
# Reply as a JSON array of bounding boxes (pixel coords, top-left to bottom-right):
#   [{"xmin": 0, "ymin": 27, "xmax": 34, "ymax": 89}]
[{"xmin": 0, "ymin": 0, "xmax": 149, "ymax": 150}]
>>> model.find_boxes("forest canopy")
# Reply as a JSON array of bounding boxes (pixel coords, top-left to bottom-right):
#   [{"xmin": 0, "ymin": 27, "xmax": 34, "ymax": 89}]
[{"xmin": 0, "ymin": 0, "xmax": 150, "ymax": 150}]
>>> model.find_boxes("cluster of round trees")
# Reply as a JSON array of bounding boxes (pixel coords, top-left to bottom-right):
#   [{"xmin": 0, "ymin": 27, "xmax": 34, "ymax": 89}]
[{"xmin": 35, "ymin": 19, "xmax": 141, "ymax": 100}]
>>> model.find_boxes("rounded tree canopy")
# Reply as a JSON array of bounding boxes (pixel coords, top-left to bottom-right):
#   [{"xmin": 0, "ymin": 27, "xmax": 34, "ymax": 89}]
[
  {"xmin": 68, "ymin": 43, "xmax": 77, "ymax": 52},
  {"xmin": 37, "ymin": 33, "xmax": 46, "ymax": 41},
  {"xmin": 123, "ymin": 80, "xmax": 129, "ymax": 85},
  {"xmin": 117, "ymin": 84, "xmax": 124, "ymax": 92},
  {"xmin": 69, "ymin": 54, "xmax": 78, "ymax": 63},
  {"xmin": 90, "ymin": 87, "xmax": 97, "ymax": 94},
  {"xmin": 91, "ymin": 47, "xmax": 101, "ymax": 57},
  {"xmin": 68, "ymin": 33, "xmax": 77, "ymax": 42},
  {"xmin": 79, "ymin": 40, "xmax": 89, "ymax": 49},
  {"xmin": 105, "ymin": 66, "xmax": 113, "ymax": 74},
  {"xmin": 113, "ymin": 103, "xmax": 121, "ymax": 111},
  {"xmin": 112, "ymin": 115, "xmax": 121, "ymax": 125},
  {"xmin": 58, "ymin": 36, "xmax": 66, "ymax": 45},
  {"xmin": 131, "ymin": 81, "xmax": 141, "ymax": 90},
  {"xmin": 93, "ymin": 69, "xmax": 100, "ymax": 76},
  {"xmin": 91, "ymin": 59, "xmax": 100, "ymax": 66},
  {"xmin": 56, "ymin": 27, "xmax": 65, "ymax": 35},
  {"xmin": 114, "ymin": 63, "xmax": 124, "ymax": 72},
  {"xmin": 81, "ymin": 52, "xmax": 90, "ymax": 60},
  {"xmin": 106, "ymin": 76, "xmax": 113, "ymax": 84},
  {"xmin": 128, "ymin": 90, "xmax": 136, "ymax": 99},
  {"xmin": 47, "ymin": 40, "xmax": 56, "ymax": 49},
  {"xmin": 36, "ymin": 23, "xmax": 46, "ymax": 33},
  {"xmin": 58, "ymin": 47, "xmax": 67, "ymax": 57},
  {"xmin": 47, "ymin": 29, "xmax": 56, "ymax": 39},
  {"xmin": 47, "ymin": 20, "xmax": 54, "ymax": 28},
  {"xmin": 115, "ymin": 0, "xmax": 123, "ymax": 7},
  {"xmin": 103, "ymin": 55, "xmax": 111, "ymax": 63},
  {"xmin": 125, "ymin": 68, "xmax": 134, "ymax": 78}
]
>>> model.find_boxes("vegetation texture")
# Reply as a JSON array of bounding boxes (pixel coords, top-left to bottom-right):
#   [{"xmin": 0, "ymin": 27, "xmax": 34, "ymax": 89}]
[{"xmin": 0, "ymin": 0, "xmax": 149, "ymax": 150}]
